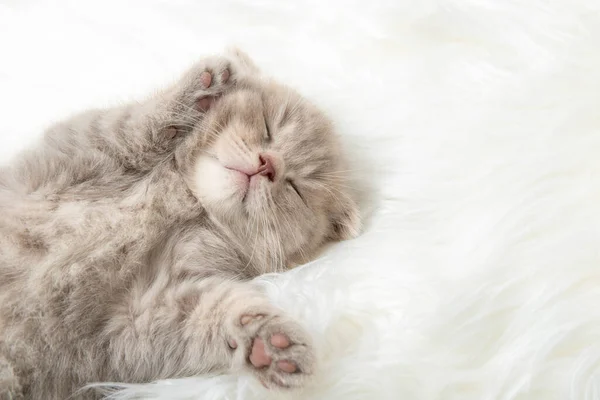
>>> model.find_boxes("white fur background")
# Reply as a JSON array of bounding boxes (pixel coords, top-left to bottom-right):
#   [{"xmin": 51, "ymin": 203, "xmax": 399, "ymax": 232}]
[{"xmin": 2, "ymin": 0, "xmax": 600, "ymax": 399}]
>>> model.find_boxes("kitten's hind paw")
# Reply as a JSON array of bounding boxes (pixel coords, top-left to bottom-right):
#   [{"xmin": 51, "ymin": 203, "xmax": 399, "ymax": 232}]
[{"xmin": 229, "ymin": 311, "xmax": 316, "ymax": 390}]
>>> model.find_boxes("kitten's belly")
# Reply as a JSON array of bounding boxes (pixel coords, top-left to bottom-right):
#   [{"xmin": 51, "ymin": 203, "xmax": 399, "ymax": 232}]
[
  {"xmin": 0, "ymin": 185, "xmax": 180, "ymax": 388},
  {"xmin": 4, "ymin": 199, "xmax": 142, "ymax": 257},
  {"xmin": 0, "ymin": 189, "xmax": 162, "ymax": 307}
]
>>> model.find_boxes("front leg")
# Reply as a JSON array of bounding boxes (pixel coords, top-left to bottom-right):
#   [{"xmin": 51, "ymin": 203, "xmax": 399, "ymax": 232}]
[
  {"xmin": 152, "ymin": 56, "xmax": 236, "ymax": 141},
  {"xmin": 105, "ymin": 276, "xmax": 316, "ymax": 391},
  {"xmin": 89, "ymin": 55, "xmax": 238, "ymax": 170},
  {"xmin": 40, "ymin": 56, "xmax": 237, "ymax": 174},
  {"xmin": 10, "ymin": 55, "xmax": 242, "ymax": 194},
  {"xmin": 119, "ymin": 46, "xmax": 259, "ymax": 158}
]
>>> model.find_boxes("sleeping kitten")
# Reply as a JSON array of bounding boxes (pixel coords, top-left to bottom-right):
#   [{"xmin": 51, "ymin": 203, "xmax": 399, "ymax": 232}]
[{"xmin": 0, "ymin": 49, "xmax": 360, "ymax": 399}]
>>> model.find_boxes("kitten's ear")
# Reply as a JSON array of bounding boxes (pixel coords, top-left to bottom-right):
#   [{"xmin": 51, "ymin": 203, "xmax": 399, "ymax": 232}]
[
  {"xmin": 225, "ymin": 46, "xmax": 260, "ymax": 75},
  {"xmin": 329, "ymin": 193, "xmax": 361, "ymax": 241}
]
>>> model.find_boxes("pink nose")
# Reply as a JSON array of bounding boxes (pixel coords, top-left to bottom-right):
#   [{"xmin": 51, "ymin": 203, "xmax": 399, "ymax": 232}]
[{"xmin": 257, "ymin": 154, "xmax": 276, "ymax": 181}]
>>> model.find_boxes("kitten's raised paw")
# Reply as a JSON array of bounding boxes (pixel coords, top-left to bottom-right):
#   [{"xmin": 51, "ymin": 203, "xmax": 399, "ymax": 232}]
[
  {"xmin": 174, "ymin": 56, "xmax": 236, "ymax": 114},
  {"xmin": 193, "ymin": 66, "xmax": 231, "ymax": 112},
  {"xmin": 230, "ymin": 313, "xmax": 316, "ymax": 389}
]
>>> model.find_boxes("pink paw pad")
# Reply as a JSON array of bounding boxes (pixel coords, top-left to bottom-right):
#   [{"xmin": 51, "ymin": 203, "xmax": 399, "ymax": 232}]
[
  {"xmin": 249, "ymin": 338, "xmax": 271, "ymax": 368},
  {"xmin": 249, "ymin": 333, "xmax": 297, "ymax": 373},
  {"xmin": 194, "ymin": 68, "xmax": 230, "ymax": 112},
  {"xmin": 199, "ymin": 71, "xmax": 212, "ymax": 88},
  {"xmin": 195, "ymin": 96, "xmax": 214, "ymax": 112},
  {"xmin": 277, "ymin": 360, "xmax": 297, "ymax": 373},
  {"xmin": 220, "ymin": 69, "xmax": 230, "ymax": 84},
  {"xmin": 270, "ymin": 333, "xmax": 290, "ymax": 348},
  {"xmin": 241, "ymin": 314, "xmax": 264, "ymax": 325},
  {"xmin": 164, "ymin": 126, "xmax": 178, "ymax": 139}
]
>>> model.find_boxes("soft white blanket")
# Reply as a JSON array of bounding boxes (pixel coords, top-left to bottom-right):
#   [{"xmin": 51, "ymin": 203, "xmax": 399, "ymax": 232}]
[{"xmin": 1, "ymin": 0, "xmax": 599, "ymax": 399}]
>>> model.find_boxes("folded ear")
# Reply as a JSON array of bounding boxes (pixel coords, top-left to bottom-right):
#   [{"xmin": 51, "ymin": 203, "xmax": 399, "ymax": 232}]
[
  {"xmin": 225, "ymin": 46, "xmax": 261, "ymax": 75},
  {"xmin": 329, "ymin": 192, "xmax": 361, "ymax": 241}
]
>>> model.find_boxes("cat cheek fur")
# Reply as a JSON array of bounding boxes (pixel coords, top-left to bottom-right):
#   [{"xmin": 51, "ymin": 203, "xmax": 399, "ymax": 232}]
[{"xmin": 190, "ymin": 154, "xmax": 244, "ymax": 211}]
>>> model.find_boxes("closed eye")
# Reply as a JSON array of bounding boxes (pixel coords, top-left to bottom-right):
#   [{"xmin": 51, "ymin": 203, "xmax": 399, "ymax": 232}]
[
  {"xmin": 286, "ymin": 179, "xmax": 305, "ymax": 203},
  {"xmin": 264, "ymin": 114, "xmax": 271, "ymax": 142}
]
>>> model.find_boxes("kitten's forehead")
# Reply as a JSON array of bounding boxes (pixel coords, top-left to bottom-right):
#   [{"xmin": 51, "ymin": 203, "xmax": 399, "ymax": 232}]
[{"xmin": 262, "ymin": 84, "xmax": 341, "ymax": 172}]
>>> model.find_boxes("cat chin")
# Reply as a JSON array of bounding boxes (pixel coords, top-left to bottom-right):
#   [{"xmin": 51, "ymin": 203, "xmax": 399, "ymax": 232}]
[{"xmin": 190, "ymin": 154, "xmax": 247, "ymax": 209}]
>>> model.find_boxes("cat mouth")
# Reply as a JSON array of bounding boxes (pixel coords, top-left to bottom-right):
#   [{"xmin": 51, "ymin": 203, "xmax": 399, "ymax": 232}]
[
  {"xmin": 224, "ymin": 163, "xmax": 272, "ymax": 204},
  {"xmin": 224, "ymin": 166, "xmax": 252, "ymax": 201}
]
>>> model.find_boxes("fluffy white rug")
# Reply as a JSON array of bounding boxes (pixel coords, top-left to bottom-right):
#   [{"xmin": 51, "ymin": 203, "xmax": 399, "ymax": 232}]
[{"xmin": 2, "ymin": 0, "xmax": 600, "ymax": 399}]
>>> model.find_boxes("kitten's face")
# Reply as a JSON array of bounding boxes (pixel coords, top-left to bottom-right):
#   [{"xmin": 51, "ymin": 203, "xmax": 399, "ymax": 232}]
[{"xmin": 186, "ymin": 80, "xmax": 359, "ymax": 270}]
